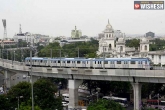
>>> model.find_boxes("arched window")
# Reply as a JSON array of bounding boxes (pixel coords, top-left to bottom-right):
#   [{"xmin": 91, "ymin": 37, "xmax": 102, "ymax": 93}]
[
  {"xmin": 109, "ymin": 34, "xmax": 111, "ymax": 38},
  {"xmin": 107, "ymin": 34, "xmax": 108, "ymax": 38},
  {"xmin": 120, "ymin": 46, "xmax": 123, "ymax": 51},
  {"xmin": 109, "ymin": 44, "xmax": 111, "ymax": 49},
  {"xmin": 145, "ymin": 45, "xmax": 147, "ymax": 50}
]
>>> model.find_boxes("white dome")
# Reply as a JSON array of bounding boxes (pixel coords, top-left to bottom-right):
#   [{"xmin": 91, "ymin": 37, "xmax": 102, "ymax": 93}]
[
  {"xmin": 104, "ymin": 19, "xmax": 114, "ymax": 32},
  {"xmin": 106, "ymin": 24, "xmax": 112, "ymax": 29}
]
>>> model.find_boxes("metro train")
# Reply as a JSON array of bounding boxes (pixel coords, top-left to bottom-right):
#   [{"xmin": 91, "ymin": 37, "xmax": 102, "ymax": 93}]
[{"xmin": 25, "ymin": 57, "xmax": 153, "ymax": 70}]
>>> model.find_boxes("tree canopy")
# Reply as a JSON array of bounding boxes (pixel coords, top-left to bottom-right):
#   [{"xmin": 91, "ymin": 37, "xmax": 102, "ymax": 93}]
[
  {"xmin": 87, "ymin": 99, "xmax": 125, "ymax": 110},
  {"xmin": 0, "ymin": 78, "xmax": 62, "ymax": 110},
  {"xmin": 38, "ymin": 38, "xmax": 99, "ymax": 58},
  {"xmin": 125, "ymin": 39, "xmax": 140, "ymax": 49}
]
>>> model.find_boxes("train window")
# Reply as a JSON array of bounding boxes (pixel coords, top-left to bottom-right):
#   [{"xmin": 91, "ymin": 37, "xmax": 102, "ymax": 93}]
[
  {"xmin": 58, "ymin": 61, "xmax": 60, "ymax": 63},
  {"xmin": 138, "ymin": 61, "xmax": 142, "ymax": 64},
  {"xmin": 110, "ymin": 61, "xmax": 114, "ymax": 64},
  {"xmin": 72, "ymin": 61, "xmax": 75, "ymax": 63},
  {"xmin": 54, "ymin": 61, "xmax": 56, "ymax": 63},
  {"xmin": 145, "ymin": 61, "xmax": 147, "ymax": 64},
  {"xmin": 87, "ymin": 61, "xmax": 88, "ymax": 64},
  {"xmin": 63, "ymin": 61, "xmax": 65, "ymax": 63},
  {"xmin": 117, "ymin": 61, "xmax": 121, "ymax": 64},
  {"xmin": 41, "ymin": 60, "xmax": 43, "ymax": 63},
  {"xmin": 95, "ymin": 61, "xmax": 96, "ymax": 64},
  {"xmin": 77, "ymin": 61, "xmax": 80, "ymax": 64},
  {"xmin": 104, "ymin": 61, "xmax": 108, "ymax": 64},
  {"xmin": 67, "ymin": 61, "xmax": 70, "ymax": 63},
  {"xmin": 131, "ymin": 61, "xmax": 135, "ymax": 64}
]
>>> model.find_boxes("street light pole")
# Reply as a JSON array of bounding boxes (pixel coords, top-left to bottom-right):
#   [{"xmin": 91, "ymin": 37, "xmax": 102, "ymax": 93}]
[
  {"xmin": 103, "ymin": 46, "xmax": 105, "ymax": 69},
  {"xmin": 7, "ymin": 49, "xmax": 8, "ymax": 60},
  {"xmin": 50, "ymin": 49, "xmax": 52, "ymax": 58},
  {"xmin": 30, "ymin": 47, "xmax": 34, "ymax": 110},
  {"xmin": 17, "ymin": 96, "xmax": 23, "ymax": 110},
  {"xmin": 96, "ymin": 87, "xmax": 100, "ymax": 102},
  {"xmin": 78, "ymin": 47, "xmax": 79, "ymax": 58},
  {"xmin": 120, "ymin": 46, "xmax": 121, "ymax": 58},
  {"xmin": 14, "ymin": 51, "xmax": 15, "ymax": 61},
  {"xmin": 18, "ymin": 97, "xmax": 19, "ymax": 110},
  {"xmin": 60, "ymin": 49, "xmax": 61, "ymax": 68},
  {"xmin": 158, "ymin": 93, "xmax": 159, "ymax": 108}
]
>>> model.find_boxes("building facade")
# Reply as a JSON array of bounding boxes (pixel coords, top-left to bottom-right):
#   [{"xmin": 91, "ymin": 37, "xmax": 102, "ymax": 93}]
[
  {"xmin": 97, "ymin": 20, "xmax": 165, "ymax": 65},
  {"xmin": 13, "ymin": 24, "xmax": 50, "ymax": 46},
  {"xmin": 71, "ymin": 26, "xmax": 82, "ymax": 39},
  {"xmin": 146, "ymin": 31, "xmax": 155, "ymax": 38}
]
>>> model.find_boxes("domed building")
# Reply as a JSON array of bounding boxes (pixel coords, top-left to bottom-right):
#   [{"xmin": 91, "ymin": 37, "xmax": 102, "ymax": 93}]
[
  {"xmin": 97, "ymin": 20, "xmax": 165, "ymax": 66},
  {"xmin": 97, "ymin": 20, "xmax": 116, "ymax": 56},
  {"xmin": 97, "ymin": 20, "xmax": 150, "ymax": 58}
]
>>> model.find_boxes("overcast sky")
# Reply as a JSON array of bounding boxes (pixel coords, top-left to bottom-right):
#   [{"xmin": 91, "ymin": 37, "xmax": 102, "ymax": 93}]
[{"xmin": 0, "ymin": 0, "xmax": 165, "ymax": 38}]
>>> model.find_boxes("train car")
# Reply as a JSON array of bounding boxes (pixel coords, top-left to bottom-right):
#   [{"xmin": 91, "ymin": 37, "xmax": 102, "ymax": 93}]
[
  {"xmin": 73, "ymin": 58, "xmax": 92, "ymax": 68},
  {"xmin": 25, "ymin": 57, "xmax": 51, "ymax": 67},
  {"xmin": 91, "ymin": 58, "xmax": 153, "ymax": 70},
  {"xmin": 25, "ymin": 57, "xmax": 44, "ymax": 66},
  {"xmin": 25, "ymin": 57, "xmax": 153, "ymax": 70}
]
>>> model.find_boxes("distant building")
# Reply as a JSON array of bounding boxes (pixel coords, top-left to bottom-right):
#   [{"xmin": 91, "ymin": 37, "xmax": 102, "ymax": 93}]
[
  {"xmin": 13, "ymin": 24, "xmax": 35, "ymax": 45},
  {"xmin": 146, "ymin": 31, "xmax": 155, "ymax": 38},
  {"xmin": 0, "ymin": 40, "xmax": 17, "ymax": 48},
  {"xmin": 98, "ymin": 33, "xmax": 104, "ymax": 39},
  {"xmin": 71, "ymin": 26, "xmax": 82, "ymax": 39},
  {"xmin": 114, "ymin": 30, "xmax": 125, "ymax": 38},
  {"xmin": 13, "ymin": 24, "xmax": 50, "ymax": 46}
]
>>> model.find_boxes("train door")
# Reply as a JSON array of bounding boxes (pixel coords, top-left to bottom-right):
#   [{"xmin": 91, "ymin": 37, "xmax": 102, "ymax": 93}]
[
  {"xmin": 47, "ymin": 59, "xmax": 50, "ymax": 66},
  {"xmin": 82, "ymin": 61, "xmax": 86, "ymax": 67},
  {"xmin": 44, "ymin": 60, "xmax": 47, "ymax": 66},
  {"xmin": 123, "ymin": 61, "xmax": 129, "ymax": 68},
  {"xmin": 54, "ymin": 60, "xmax": 57, "ymax": 67},
  {"xmin": 110, "ymin": 61, "xmax": 115, "ymax": 68},
  {"xmin": 138, "ymin": 61, "xmax": 143, "ymax": 68},
  {"xmin": 72, "ymin": 61, "xmax": 76, "ymax": 67},
  {"xmin": 62, "ymin": 61, "xmax": 66, "ymax": 67}
]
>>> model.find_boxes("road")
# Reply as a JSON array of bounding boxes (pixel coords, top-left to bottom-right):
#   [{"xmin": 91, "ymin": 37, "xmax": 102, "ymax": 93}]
[{"xmin": 126, "ymin": 105, "xmax": 133, "ymax": 110}]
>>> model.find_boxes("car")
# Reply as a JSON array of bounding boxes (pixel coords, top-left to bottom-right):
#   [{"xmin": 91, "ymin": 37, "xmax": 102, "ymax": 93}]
[{"xmin": 62, "ymin": 101, "xmax": 69, "ymax": 107}]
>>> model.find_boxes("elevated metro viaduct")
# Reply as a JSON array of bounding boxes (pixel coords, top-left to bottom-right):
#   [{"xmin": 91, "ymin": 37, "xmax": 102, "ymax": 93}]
[{"xmin": 0, "ymin": 58, "xmax": 165, "ymax": 110}]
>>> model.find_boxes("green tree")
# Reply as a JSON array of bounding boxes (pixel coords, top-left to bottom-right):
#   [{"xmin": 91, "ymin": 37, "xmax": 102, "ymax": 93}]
[
  {"xmin": 87, "ymin": 99, "xmax": 125, "ymax": 110},
  {"xmin": 125, "ymin": 39, "xmax": 140, "ymax": 49},
  {"xmin": 38, "ymin": 42, "xmax": 61, "ymax": 57},
  {"xmin": 19, "ymin": 100, "xmax": 41, "ymax": 110},
  {"xmin": 7, "ymin": 81, "xmax": 31, "ymax": 108},
  {"xmin": 33, "ymin": 78, "xmax": 63, "ymax": 110},
  {"xmin": 0, "ymin": 95, "xmax": 11, "ymax": 109}
]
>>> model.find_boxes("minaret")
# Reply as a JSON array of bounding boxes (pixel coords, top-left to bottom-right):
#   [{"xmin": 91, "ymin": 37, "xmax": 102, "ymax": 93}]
[
  {"xmin": 108, "ymin": 19, "xmax": 110, "ymax": 24},
  {"xmin": 19, "ymin": 24, "xmax": 22, "ymax": 34},
  {"xmin": 75, "ymin": 26, "xmax": 77, "ymax": 31}
]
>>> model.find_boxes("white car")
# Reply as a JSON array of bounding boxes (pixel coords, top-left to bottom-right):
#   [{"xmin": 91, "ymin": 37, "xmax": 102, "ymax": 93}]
[{"xmin": 62, "ymin": 101, "xmax": 69, "ymax": 107}]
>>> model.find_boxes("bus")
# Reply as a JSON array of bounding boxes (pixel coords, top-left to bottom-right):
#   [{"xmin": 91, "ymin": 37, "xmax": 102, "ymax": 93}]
[
  {"xmin": 147, "ymin": 99, "xmax": 165, "ymax": 110},
  {"xmin": 102, "ymin": 96, "xmax": 128, "ymax": 108}
]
